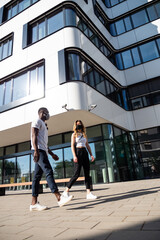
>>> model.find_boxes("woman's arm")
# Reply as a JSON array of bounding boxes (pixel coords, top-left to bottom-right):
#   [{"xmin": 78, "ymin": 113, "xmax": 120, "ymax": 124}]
[
  {"xmin": 86, "ymin": 137, "xmax": 95, "ymax": 162},
  {"xmin": 71, "ymin": 133, "xmax": 78, "ymax": 162}
]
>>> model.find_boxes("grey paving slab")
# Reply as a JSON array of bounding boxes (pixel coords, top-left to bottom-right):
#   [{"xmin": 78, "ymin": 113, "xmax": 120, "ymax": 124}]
[
  {"xmin": 83, "ymin": 216, "xmax": 126, "ymax": 222},
  {"xmin": 54, "ymin": 228, "xmax": 111, "ymax": 240},
  {"xmin": 93, "ymin": 221, "xmax": 144, "ymax": 230},
  {"xmin": 0, "ymin": 179, "xmax": 160, "ymax": 240},
  {"xmin": 107, "ymin": 231, "xmax": 160, "ymax": 240},
  {"xmin": 143, "ymin": 221, "xmax": 160, "ymax": 230}
]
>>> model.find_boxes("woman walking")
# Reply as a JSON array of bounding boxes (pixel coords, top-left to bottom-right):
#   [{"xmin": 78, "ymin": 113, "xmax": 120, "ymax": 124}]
[{"xmin": 63, "ymin": 120, "xmax": 97, "ymax": 199}]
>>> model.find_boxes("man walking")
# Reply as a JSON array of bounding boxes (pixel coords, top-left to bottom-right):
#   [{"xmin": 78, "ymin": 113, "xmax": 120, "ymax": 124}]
[{"xmin": 30, "ymin": 107, "xmax": 73, "ymax": 211}]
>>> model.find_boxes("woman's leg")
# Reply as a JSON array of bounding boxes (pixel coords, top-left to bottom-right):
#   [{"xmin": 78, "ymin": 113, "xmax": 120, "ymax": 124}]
[
  {"xmin": 82, "ymin": 149, "xmax": 97, "ymax": 199},
  {"xmin": 82, "ymin": 149, "xmax": 91, "ymax": 191},
  {"xmin": 66, "ymin": 162, "xmax": 82, "ymax": 189}
]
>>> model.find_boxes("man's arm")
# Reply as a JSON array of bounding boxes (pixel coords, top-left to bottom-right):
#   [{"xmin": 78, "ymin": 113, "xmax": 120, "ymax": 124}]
[
  {"xmin": 32, "ymin": 127, "xmax": 39, "ymax": 162},
  {"xmin": 48, "ymin": 148, "xmax": 59, "ymax": 161}
]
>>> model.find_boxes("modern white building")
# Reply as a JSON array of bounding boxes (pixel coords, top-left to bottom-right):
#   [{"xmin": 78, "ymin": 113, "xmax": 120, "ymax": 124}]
[{"xmin": 0, "ymin": 0, "xmax": 160, "ymax": 188}]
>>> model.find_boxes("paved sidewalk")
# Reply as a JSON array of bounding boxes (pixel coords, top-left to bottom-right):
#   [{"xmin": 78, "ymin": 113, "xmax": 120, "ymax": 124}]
[{"xmin": 0, "ymin": 179, "xmax": 160, "ymax": 240}]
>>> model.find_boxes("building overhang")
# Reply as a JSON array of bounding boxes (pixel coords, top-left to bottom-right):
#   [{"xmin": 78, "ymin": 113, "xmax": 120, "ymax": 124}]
[{"xmin": 0, "ymin": 110, "xmax": 109, "ymax": 147}]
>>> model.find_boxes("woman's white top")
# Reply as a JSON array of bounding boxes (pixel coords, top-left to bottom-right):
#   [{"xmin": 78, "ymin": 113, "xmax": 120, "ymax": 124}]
[{"xmin": 76, "ymin": 133, "xmax": 86, "ymax": 148}]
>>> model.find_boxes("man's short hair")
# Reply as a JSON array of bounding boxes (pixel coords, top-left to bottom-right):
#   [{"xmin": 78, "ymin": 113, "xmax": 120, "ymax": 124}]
[{"xmin": 38, "ymin": 107, "xmax": 48, "ymax": 114}]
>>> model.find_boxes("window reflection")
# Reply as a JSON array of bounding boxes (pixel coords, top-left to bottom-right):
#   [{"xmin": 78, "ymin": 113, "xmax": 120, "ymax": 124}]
[
  {"xmin": 17, "ymin": 155, "xmax": 30, "ymax": 183},
  {"xmin": 121, "ymin": 50, "xmax": 134, "ymax": 69},
  {"xmin": 90, "ymin": 142, "xmax": 108, "ymax": 183},
  {"xmin": 0, "ymin": 84, "xmax": 4, "ymax": 106},
  {"xmin": 4, "ymin": 158, "xmax": 16, "ymax": 184},
  {"xmin": 64, "ymin": 147, "xmax": 74, "ymax": 178},
  {"xmin": 13, "ymin": 73, "xmax": 28, "ymax": 101},
  {"xmin": 49, "ymin": 149, "xmax": 64, "ymax": 179},
  {"xmin": 4, "ymin": 0, "xmax": 39, "ymax": 21},
  {"xmin": 0, "ymin": 160, "xmax": 2, "ymax": 184},
  {"xmin": 140, "ymin": 41, "xmax": 159, "ymax": 62},
  {"xmin": 4, "ymin": 81, "xmax": 12, "ymax": 105},
  {"xmin": 102, "ymin": 0, "xmax": 126, "ymax": 8},
  {"xmin": 100, "ymin": 1, "xmax": 160, "ymax": 39},
  {"xmin": 38, "ymin": 21, "xmax": 45, "ymax": 40},
  {"xmin": 131, "ymin": 10, "xmax": 148, "ymax": 28},
  {"xmin": 47, "ymin": 11, "xmax": 64, "ymax": 35},
  {"xmin": 104, "ymin": 140, "xmax": 119, "ymax": 182},
  {"xmin": 0, "ymin": 37, "xmax": 13, "ymax": 61},
  {"xmin": 0, "ymin": 63, "xmax": 44, "ymax": 111},
  {"xmin": 68, "ymin": 53, "xmax": 81, "ymax": 80}
]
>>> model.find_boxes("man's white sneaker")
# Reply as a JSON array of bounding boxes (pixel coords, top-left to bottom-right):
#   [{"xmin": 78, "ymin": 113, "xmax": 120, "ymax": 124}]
[
  {"xmin": 58, "ymin": 195, "xmax": 73, "ymax": 207},
  {"xmin": 30, "ymin": 202, "xmax": 48, "ymax": 211},
  {"xmin": 86, "ymin": 192, "xmax": 97, "ymax": 200}
]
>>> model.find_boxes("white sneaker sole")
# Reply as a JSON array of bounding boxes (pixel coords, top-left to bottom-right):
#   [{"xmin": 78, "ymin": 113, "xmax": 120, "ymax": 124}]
[
  {"xmin": 58, "ymin": 195, "xmax": 73, "ymax": 207},
  {"xmin": 86, "ymin": 196, "xmax": 97, "ymax": 200},
  {"xmin": 30, "ymin": 207, "xmax": 48, "ymax": 211}
]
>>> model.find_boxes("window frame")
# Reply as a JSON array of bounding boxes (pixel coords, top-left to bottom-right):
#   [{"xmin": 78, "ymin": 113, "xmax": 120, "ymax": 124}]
[
  {"xmin": 0, "ymin": 34, "xmax": 13, "ymax": 61},
  {"xmin": 0, "ymin": 59, "xmax": 45, "ymax": 113}
]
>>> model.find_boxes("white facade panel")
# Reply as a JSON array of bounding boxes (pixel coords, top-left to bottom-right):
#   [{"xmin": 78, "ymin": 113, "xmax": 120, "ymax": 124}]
[
  {"xmin": 134, "ymin": 20, "xmax": 160, "ymax": 43},
  {"xmin": 143, "ymin": 59, "xmax": 160, "ymax": 80},
  {"xmin": 110, "ymin": 1, "xmax": 129, "ymax": 18},
  {"xmin": 124, "ymin": 65, "xmax": 147, "ymax": 85},
  {"xmin": 127, "ymin": 0, "xmax": 153, "ymax": 12},
  {"xmin": 117, "ymin": 31, "xmax": 137, "ymax": 49},
  {"xmin": 133, "ymin": 106, "xmax": 159, "ymax": 130}
]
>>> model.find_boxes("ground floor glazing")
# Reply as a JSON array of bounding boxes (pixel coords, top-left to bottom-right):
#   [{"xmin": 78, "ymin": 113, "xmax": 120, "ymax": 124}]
[{"xmin": 0, "ymin": 123, "xmax": 160, "ymax": 190}]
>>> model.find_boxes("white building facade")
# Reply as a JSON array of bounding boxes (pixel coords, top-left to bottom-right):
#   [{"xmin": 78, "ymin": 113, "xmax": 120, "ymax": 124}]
[{"xmin": 0, "ymin": 0, "xmax": 160, "ymax": 187}]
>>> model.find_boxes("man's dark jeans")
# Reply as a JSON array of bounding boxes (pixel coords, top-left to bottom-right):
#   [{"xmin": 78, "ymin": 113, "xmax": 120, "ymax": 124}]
[{"xmin": 32, "ymin": 149, "xmax": 58, "ymax": 197}]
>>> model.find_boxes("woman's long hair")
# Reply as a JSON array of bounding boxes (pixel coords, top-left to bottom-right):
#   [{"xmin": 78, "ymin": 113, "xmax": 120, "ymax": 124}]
[{"xmin": 73, "ymin": 120, "xmax": 87, "ymax": 138}]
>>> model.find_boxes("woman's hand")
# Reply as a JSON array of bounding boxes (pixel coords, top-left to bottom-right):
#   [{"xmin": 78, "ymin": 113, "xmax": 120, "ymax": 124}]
[
  {"xmin": 73, "ymin": 156, "xmax": 78, "ymax": 163},
  {"xmin": 91, "ymin": 155, "xmax": 95, "ymax": 162}
]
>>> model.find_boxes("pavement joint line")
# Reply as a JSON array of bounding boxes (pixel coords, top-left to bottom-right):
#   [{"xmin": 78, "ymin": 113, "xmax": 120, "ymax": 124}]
[
  {"xmin": 82, "ymin": 216, "xmax": 90, "ymax": 221},
  {"xmin": 122, "ymin": 216, "xmax": 127, "ymax": 222},
  {"xmin": 90, "ymin": 221, "xmax": 101, "ymax": 229},
  {"xmin": 54, "ymin": 227, "xmax": 69, "ymax": 237},
  {"xmin": 105, "ymin": 231, "xmax": 113, "ymax": 240},
  {"xmin": 108, "ymin": 211, "xmax": 114, "ymax": 216},
  {"xmin": 140, "ymin": 221, "xmax": 145, "ymax": 230},
  {"xmin": 16, "ymin": 227, "xmax": 34, "ymax": 235},
  {"xmin": 23, "ymin": 235, "xmax": 33, "ymax": 240}
]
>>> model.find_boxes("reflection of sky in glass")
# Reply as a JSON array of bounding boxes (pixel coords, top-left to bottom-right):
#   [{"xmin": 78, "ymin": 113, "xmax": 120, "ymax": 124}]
[
  {"xmin": 48, "ymin": 149, "xmax": 63, "ymax": 171},
  {"xmin": 64, "ymin": 147, "xmax": 73, "ymax": 162},
  {"xmin": 89, "ymin": 143, "xmax": 96, "ymax": 158},
  {"xmin": 17, "ymin": 155, "xmax": 29, "ymax": 176}
]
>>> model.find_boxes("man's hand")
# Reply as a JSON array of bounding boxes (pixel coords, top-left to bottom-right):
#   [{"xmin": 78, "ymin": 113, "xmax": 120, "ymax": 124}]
[
  {"xmin": 33, "ymin": 150, "xmax": 39, "ymax": 162},
  {"xmin": 51, "ymin": 154, "xmax": 59, "ymax": 161}
]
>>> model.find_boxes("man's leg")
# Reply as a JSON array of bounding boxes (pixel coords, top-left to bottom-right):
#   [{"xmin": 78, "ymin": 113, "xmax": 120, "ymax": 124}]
[
  {"xmin": 38, "ymin": 150, "xmax": 73, "ymax": 206},
  {"xmin": 38, "ymin": 150, "xmax": 58, "ymax": 194},
  {"xmin": 32, "ymin": 162, "xmax": 43, "ymax": 204}
]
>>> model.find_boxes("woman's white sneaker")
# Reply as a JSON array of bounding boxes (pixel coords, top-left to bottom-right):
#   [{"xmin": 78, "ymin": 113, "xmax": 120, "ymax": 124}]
[
  {"xmin": 86, "ymin": 192, "xmax": 97, "ymax": 200},
  {"xmin": 62, "ymin": 191, "xmax": 70, "ymax": 197},
  {"xmin": 58, "ymin": 195, "xmax": 73, "ymax": 207},
  {"xmin": 30, "ymin": 202, "xmax": 48, "ymax": 211}
]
